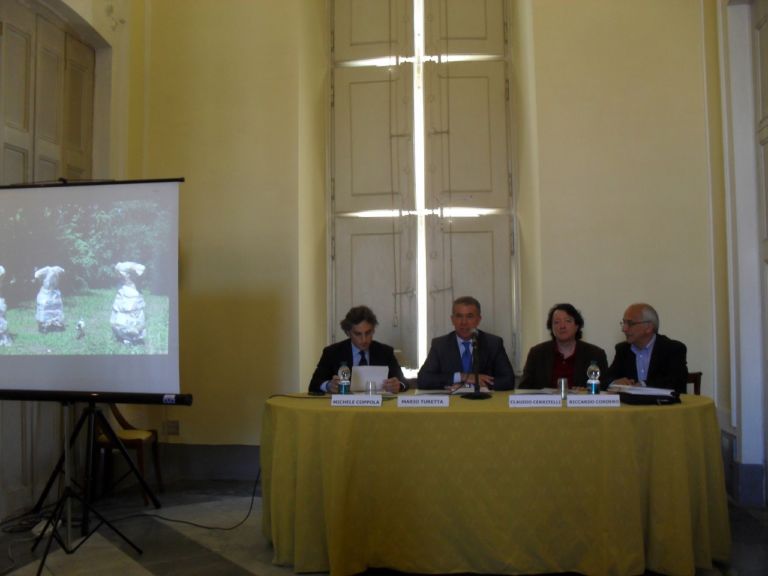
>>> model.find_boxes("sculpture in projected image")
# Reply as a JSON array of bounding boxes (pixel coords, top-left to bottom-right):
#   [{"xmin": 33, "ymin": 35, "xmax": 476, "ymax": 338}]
[
  {"xmin": 34, "ymin": 265, "xmax": 66, "ymax": 333},
  {"xmin": 0, "ymin": 265, "xmax": 12, "ymax": 346},
  {"xmin": 111, "ymin": 261, "xmax": 146, "ymax": 345}
]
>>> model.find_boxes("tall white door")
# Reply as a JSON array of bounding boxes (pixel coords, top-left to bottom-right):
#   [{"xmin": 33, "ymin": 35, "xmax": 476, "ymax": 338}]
[
  {"xmin": 0, "ymin": 0, "xmax": 93, "ymax": 520},
  {"xmin": 331, "ymin": 0, "xmax": 516, "ymax": 369}
]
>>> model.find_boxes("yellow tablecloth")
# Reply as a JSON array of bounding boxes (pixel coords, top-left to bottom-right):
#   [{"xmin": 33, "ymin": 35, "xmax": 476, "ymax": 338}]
[{"xmin": 261, "ymin": 393, "xmax": 730, "ymax": 576}]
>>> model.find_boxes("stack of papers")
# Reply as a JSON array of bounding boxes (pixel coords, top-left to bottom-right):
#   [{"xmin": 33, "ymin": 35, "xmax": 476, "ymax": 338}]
[{"xmin": 608, "ymin": 384, "xmax": 676, "ymax": 396}]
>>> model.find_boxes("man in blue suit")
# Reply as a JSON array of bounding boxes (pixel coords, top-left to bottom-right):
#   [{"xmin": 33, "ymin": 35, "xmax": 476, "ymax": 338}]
[{"xmin": 417, "ymin": 296, "xmax": 515, "ymax": 391}]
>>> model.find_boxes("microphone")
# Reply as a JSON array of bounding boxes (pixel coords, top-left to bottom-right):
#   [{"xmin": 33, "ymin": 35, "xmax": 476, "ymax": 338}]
[
  {"xmin": 471, "ymin": 330, "xmax": 479, "ymax": 392},
  {"xmin": 460, "ymin": 330, "xmax": 490, "ymax": 400}
]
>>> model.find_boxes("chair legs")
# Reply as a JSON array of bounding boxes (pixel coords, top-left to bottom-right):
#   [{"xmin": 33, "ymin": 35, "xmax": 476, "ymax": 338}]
[
  {"xmin": 96, "ymin": 442, "xmax": 163, "ymax": 505},
  {"xmin": 135, "ymin": 444, "xmax": 149, "ymax": 505},
  {"xmin": 151, "ymin": 439, "xmax": 164, "ymax": 493}
]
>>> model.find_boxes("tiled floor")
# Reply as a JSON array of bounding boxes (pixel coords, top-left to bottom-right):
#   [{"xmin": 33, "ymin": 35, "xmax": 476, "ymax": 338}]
[{"xmin": 0, "ymin": 480, "xmax": 765, "ymax": 576}]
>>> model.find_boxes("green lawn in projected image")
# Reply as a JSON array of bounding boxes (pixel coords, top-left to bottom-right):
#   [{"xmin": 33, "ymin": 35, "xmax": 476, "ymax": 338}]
[{"xmin": 0, "ymin": 289, "xmax": 169, "ymax": 355}]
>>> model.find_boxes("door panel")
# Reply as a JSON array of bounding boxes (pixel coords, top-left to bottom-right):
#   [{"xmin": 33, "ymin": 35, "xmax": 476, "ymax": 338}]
[
  {"xmin": 426, "ymin": 0, "xmax": 505, "ymax": 56},
  {"xmin": 334, "ymin": 216, "xmax": 418, "ymax": 368},
  {"xmin": 334, "ymin": 0, "xmax": 413, "ymax": 62},
  {"xmin": 63, "ymin": 34, "xmax": 93, "ymax": 179},
  {"xmin": 426, "ymin": 60, "xmax": 509, "ymax": 208},
  {"xmin": 1, "ymin": 1, "xmax": 34, "ymax": 184},
  {"xmin": 334, "ymin": 65, "xmax": 413, "ymax": 213},
  {"xmin": 34, "ymin": 15, "xmax": 64, "ymax": 181},
  {"xmin": 426, "ymin": 214, "xmax": 513, "ymax": 349}
]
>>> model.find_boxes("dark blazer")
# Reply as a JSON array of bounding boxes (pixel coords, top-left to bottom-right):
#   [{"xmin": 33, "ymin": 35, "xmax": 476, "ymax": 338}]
[
  {"xmin": 416, "ymin": 330, "xmax": 515, "ymax": 390},
  {"xmin": 308, "ymin": 339, "xmax": 405, "ymax": 393},
  {"xmin": 606, "ymin": 334, "xmax": 688, "ymax": 393},
  {"xmin": 517, "ymin": 340, "xmax": 608, "ymax": 390}
]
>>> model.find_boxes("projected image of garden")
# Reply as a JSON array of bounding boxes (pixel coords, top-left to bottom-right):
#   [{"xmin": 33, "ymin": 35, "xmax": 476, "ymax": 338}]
[{"xmin": 0, "ymin": 199, "xmax": 174, "ymax": 356}]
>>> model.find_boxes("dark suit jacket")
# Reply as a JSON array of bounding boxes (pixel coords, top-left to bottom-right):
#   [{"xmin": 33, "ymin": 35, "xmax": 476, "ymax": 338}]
[
  {"xmin": 606, "ymin": 334, "xmax": 688, "ymax": 393},
  {"xmin": 308, "ymin": 339, "xmax": 405, "ymax": 393},
  {"xmin": 517, "ymin": 340, "xmax": 608, "ymax": 390},
  {"xmin": 416, "ymin": 330, "xmax": 515, "ymax": 390}
]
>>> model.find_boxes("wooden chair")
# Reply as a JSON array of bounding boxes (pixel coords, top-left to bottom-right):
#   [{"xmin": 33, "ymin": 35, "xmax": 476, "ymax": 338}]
[
  {"xmin": 96, "ymin": 404, "xmax": 163, "ymax": 504},
  {"xmin": 686, "ymin": 371, "xmax": 702, "ymax": 395}
]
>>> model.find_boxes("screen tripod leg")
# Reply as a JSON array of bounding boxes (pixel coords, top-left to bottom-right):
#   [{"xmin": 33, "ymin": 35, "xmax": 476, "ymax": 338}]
[
  {"xmin": 32, "ymin": 487, "xmax": 143, "ymax": 576},
  {"xmin": 32, "ymin": 407, "xmax": 91, "ymax": 513},
  {"xmin": 31, "ymin": 402, "xmax": 143, "ymax": 575}
]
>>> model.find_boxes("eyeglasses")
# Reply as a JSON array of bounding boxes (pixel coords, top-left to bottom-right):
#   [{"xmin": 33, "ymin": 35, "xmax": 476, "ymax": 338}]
[{"xmin": 620, "ymin": 320, "xmax": 650, "ymax": 328}]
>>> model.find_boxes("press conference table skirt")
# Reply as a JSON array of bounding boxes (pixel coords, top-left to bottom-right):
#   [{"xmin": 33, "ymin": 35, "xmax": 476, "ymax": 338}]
[{"xmin": 261, "ymin": 393, "xmax": 730, "ymax": 576}]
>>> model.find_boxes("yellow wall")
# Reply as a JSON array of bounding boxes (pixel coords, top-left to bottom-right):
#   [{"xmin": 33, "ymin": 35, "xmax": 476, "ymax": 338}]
[
  {"xmin": 66, "ymin": 0, "xmax": 728, "ymax": 446},
  {"xmin": 143, "ymin": 0, "xmax": 327, "ymax": 444},
  {"xmin": 512, "ymin": 0, "xmax": 728, "ymax": 401},
  {"xmin": 66, "ymin": 0, "xmax": 328, "ymax": 444}
]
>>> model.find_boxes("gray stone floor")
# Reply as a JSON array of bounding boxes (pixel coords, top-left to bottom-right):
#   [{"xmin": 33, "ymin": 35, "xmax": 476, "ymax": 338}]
[{"xmin": 0, "ymin": 480, "xmax": 765, "ymax": 575}]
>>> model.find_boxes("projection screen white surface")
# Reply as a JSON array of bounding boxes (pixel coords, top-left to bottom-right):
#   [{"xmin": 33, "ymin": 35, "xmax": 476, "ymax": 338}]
[{"xmin": 0, "ymin": 180, "xmax": 180, "ymax": 394}]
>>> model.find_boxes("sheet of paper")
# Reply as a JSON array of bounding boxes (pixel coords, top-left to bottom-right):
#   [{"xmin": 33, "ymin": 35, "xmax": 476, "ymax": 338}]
[{"xmin": 351, "ymin": 365, "xmax": 389, "ymax": 392}]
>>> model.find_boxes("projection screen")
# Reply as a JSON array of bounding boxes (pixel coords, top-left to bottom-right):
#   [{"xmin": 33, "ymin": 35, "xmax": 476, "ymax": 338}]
[{"xmin": 0, "ymin": 179, "xmax": 180, "ymax": 396}]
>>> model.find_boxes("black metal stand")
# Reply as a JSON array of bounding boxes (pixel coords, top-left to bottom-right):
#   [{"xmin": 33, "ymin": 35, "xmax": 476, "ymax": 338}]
[
  {"xmin": 31, "ymin": 402, "xmax": 143, "ymax": 575},
  {"xmin": 462, "ymin": 334, "xmax": 491, "ymax": 400},
  {"xmin": 34, "ymin": 400, "xmax": 161, "ymax": 517}
]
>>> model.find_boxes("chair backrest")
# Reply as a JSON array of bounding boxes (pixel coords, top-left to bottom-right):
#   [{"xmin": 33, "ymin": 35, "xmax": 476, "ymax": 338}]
[
  {"xmin": 108, "ymin": 403, "xmax": 137, "ymax": 430},
  {"xmin": 686, "ymin": 371, "xmax": 702, "ymax": 395}
]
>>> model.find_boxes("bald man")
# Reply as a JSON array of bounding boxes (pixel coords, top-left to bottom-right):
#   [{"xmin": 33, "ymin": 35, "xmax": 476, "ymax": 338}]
[{"xmin": 606, "ymin": 303, "xmax": 688, "ymax": 393}]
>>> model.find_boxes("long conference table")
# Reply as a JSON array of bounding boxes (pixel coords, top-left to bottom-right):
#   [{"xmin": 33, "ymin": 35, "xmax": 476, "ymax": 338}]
[{"xmin": 261, "ymin": 392, "xmax": 730, "ymax": 576}]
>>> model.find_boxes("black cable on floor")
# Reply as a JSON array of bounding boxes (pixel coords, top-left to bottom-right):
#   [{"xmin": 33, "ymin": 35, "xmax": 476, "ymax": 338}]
[{"xmin": 113, "ymin": 469, "xmax": 262, "ymax": 531}]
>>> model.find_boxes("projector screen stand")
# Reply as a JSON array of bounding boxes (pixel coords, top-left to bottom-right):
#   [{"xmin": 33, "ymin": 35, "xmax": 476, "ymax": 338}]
[
  {"xmin": 33, "ymin": 400, "xmax": 161, "ymax": 522},
  {"xmin": 31, "ymin": 402, "xmax": 142, "ymax": 575}
]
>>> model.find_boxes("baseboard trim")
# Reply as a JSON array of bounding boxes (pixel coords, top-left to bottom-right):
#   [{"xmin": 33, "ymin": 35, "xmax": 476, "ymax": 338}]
[{"xmin": 160, "ymin": 444, "xmax": 261, "ymax": 482}]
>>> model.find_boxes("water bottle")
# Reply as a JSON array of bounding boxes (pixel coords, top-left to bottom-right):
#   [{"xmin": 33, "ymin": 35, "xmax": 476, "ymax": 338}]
[
  {"xmin": 338, "ymin": 362, "xmax": 351, "ymax": 394},
  {"xmin": 586, "ymin": 361, "xmax": 601, "ymax": 395}
]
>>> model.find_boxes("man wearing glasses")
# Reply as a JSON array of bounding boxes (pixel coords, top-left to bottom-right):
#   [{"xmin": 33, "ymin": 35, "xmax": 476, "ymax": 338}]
[{"xmin": 606, "ymin": 303, "xmax": 688, "ymax": 393}]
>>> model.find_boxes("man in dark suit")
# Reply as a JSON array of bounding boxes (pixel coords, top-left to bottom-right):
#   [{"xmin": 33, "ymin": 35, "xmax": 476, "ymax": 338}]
[
  {"xmin": 417, "ymin": 296, "xmax": 515, "ymax": 391},
  {"xmin": 308, "ymin": 305, "xmax": 407, "ymax": 394},
  {"xmin": 606, "ymin": 303, "xmax": 688, "ymax": 393}
]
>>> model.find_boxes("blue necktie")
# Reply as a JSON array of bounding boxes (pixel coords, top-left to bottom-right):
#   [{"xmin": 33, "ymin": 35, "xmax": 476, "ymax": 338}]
[
  {"xmin": 359, "ymin": 350, "xmax": 368, "ymax": 366},
  {"xmin": 461, "ymin": 341, "xmax": 472, "ymax": 374}
]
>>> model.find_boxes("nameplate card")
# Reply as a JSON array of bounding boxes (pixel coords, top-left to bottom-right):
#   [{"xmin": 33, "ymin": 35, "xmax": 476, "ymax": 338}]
[
  {"xmin": 509, "ymin": 395, "xmax": 562, "ymax": 408},
  {"xmin": 567, "ymin": 395, "xmax": 621, "ymax": 408},
  {"xmin": 331, "ymin": 395, "xmax": 382, "ymax": 407},
  {"xmin": 398, "ymin": 395, "xmax": 450, "ymax": 408}
]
